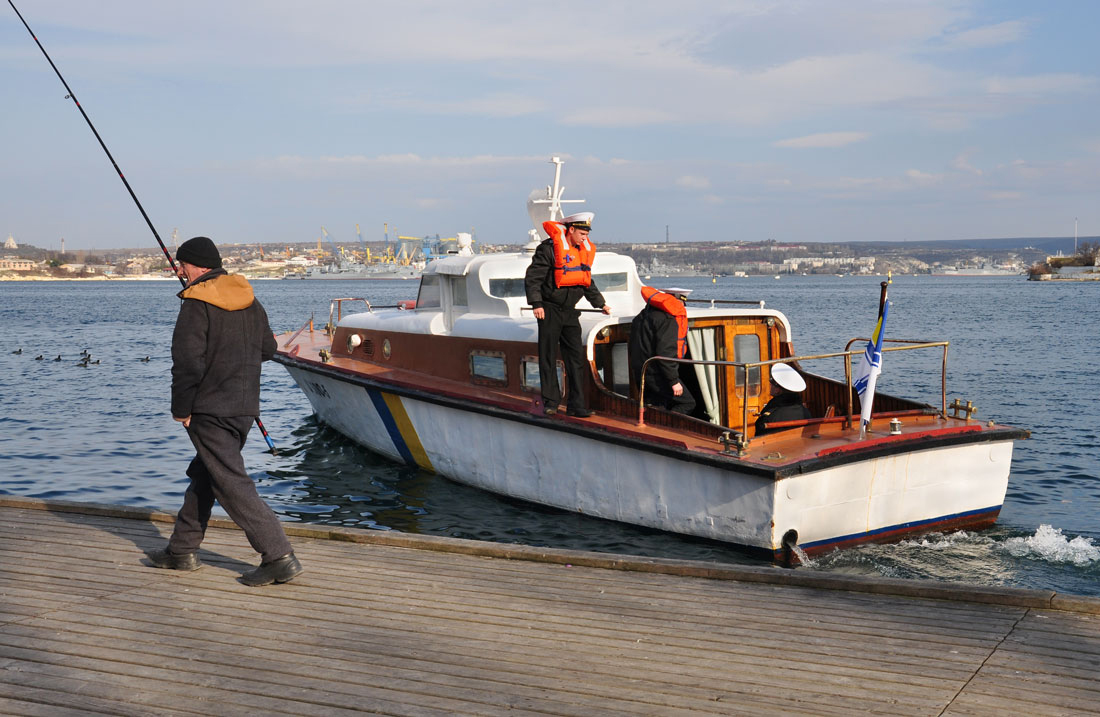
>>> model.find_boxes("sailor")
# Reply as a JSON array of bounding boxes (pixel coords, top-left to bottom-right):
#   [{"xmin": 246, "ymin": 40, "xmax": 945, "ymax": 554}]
[
  {"xmin": 524, "ymin": 211, "xmax": 611, "ymax": 417},
  {"xmin": 629, "ymin": 287, "xmax": 696, "ymax": 415},
  {"xmin": 754, "ymin": 363, "xmax": 812, "ymax": 435},
  {"xmin": 146, "ymin": 236, "xmax": 302, "ymax": 586}
]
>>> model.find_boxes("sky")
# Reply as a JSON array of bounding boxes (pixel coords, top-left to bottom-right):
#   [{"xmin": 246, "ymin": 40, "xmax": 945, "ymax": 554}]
[{"xmin": 2, "ymin": 0, "xmax": 1099, "ymax": 251}]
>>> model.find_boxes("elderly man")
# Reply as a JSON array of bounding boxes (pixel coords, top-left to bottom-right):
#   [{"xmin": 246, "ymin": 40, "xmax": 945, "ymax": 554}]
[
  {"xmin": 146, "ymin": 236, "xmax": 302, "ymax": 586},
  {"xmin": 524, "ymin": 212, "xmax": 612, "ymax": 417}
]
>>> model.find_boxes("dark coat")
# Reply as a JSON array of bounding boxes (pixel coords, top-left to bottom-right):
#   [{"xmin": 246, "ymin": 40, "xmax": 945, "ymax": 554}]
[
  {"xmin": 524, "ymin": 239, "xmax": 606, "ymax": 312},
  {"xmin": 754, "ymin": 391, "xmax": 812, "ymax": 435},
  {"xmin": 171, "ymin": 269, "xmax": 276, "ymax": 419},
  {"xmin": 628, "ymin": 305, "xmax": 680, "ymax": 386}
]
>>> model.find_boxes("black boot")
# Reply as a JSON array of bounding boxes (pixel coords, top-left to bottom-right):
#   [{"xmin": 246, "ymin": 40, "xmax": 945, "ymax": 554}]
[
  {"xmin": 146, "ymin": 547, "xmax": 202, "ymax": 571},
  {"xmin": 239, "ymin": 553, "xmax": 303, "ymax": 587}
]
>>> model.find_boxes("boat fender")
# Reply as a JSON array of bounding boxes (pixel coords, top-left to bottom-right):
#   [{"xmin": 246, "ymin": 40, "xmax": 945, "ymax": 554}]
[{"xmin": 781, "ymin": 529, "xmax": 799, "ymax": 568}]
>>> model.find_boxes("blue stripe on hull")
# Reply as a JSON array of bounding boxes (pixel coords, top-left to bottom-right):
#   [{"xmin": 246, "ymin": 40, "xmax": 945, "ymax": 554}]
[
  {"xmin": 796, "ymin": 504, "xmax": 1003, "ymax": 554},
  {"xmin": 366, "ymin": 387, "xmax": 417, "ymax": 466}
]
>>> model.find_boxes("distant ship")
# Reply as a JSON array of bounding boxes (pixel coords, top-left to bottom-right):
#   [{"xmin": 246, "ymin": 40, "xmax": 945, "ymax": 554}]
[{"xmin": 932, "ymin": 262, "xmax": 1022, "ymax": 277}]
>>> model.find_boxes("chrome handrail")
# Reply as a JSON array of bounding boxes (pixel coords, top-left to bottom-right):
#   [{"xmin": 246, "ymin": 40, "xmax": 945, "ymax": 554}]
[
  {"xmin": 636, "ymin": 339, "xmax": 949, "ymax": 441},
  {"xmin": 327, "ymin": 297, "xmax": 372, "ymax": 333}
]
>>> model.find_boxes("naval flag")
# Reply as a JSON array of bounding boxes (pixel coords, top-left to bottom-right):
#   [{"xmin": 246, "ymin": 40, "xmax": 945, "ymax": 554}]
[{"xmin": 854, "ymin": 298, "xmax": 890, "ymax": 439}]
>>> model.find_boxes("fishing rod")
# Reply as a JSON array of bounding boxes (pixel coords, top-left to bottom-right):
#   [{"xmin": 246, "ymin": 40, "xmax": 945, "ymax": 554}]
[{"xmin": 9, "ymin": 0, "xmax": 278, "ymax": 453}]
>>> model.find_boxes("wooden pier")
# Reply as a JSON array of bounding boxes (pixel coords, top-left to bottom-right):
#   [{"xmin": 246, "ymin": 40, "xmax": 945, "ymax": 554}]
[{"xmin": 1, "ymin": 496, "xmax": 1098, "ymax": 716}]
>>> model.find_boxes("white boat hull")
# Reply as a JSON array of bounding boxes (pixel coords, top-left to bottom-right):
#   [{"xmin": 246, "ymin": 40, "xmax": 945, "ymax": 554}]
[{"xmin": 284, "ymin": 365, "xmax": 1014, "ymax": 558}]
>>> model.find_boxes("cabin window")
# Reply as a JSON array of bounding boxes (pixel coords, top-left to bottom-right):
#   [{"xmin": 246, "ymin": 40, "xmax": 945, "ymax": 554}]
[
  {"xmin": 521, "ymin": 356, "xmax": 563, "ymax": 393},
  {"xmin": 733, "ymin": 334, "xmax": 761, "ymax": 392},
  {"xmin": 450, "ymin": 277, "xmax": 468, "ymax": 307},
  {"xmin": 592, "ymin": 272, "xmax": 628, "ymax": 293},
  {"xmin": 416, "ymin": 275, "xmax": 441, "ymax": 309},
  {"xmin": 470, "ymin": 350, "xmax": 507, "ymax": 386},
  {"xmin": 488, "ymin": 277, "xmax": 526, "ymax": 298}
]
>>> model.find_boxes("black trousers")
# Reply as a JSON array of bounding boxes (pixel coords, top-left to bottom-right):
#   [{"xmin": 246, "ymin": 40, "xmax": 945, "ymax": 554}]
[
  {"xmin": 167, "ymin": 414, "xmax": 291, "ymax": 563},
  {"xmin": 643, "ymin": 372, "xmax": 697, "ymax": 415},
  {"xmin": 537, "ymin": 304, "xmax": 588, "ymax": 412}
]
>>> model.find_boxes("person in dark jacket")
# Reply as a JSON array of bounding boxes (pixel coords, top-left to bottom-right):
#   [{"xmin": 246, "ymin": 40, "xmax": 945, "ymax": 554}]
[
  {"xmin": 755, "ymin": 363, "xmax": 812, "ymax": 435},
  {"xmin": 145, "ymin": 236, "xmax": 302, "ymax": 587},
  {"xmin": 524, "ymin": 212, "xmax": 611, "ymax": 417},
  {"xmin": 629, "ymin": 288, "xmax": 696, "ymax": 415}
]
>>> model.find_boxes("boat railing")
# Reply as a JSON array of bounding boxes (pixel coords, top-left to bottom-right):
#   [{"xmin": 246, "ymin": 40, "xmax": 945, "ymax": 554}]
[
  {"xmin": 683, "ymin": 298, "xmax": 766, "ymax": 309},
  {"xmin": 326, "ymin": 297, "xmax": 409, "ymax": 332},
  {"xmin": 637, "ymin": 338, "xmax": 949, "ymax": 443}
]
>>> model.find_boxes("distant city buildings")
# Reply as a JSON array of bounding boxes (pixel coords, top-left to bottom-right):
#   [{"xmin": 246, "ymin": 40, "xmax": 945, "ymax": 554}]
[{"xmin": 0, "ymin": 257, "xmax": 35, "ymax": 271}]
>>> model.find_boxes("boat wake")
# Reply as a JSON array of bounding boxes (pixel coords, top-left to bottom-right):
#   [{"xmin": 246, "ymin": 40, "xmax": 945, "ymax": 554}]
[{"xmin": 1000, "ymin": 524, "xmax": 1100, "ymax": 566}]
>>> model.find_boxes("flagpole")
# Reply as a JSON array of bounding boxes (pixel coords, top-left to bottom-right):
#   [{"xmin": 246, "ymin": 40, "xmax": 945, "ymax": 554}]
[{"xmin": 878, "ymin": 271, "xmax": 892, "ymax": 317}]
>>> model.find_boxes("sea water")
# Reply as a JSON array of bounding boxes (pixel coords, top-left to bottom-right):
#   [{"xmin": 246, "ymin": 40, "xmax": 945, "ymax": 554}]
[{"xmin": 1, "ymin": 274, "xmax": 1097, "ymax": 596}]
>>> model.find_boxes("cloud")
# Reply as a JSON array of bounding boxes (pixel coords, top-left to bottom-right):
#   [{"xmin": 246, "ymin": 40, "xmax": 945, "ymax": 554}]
[
  {"xmin": 951, "ymin": 152, "xmax": 983, "ymax": 175},
  {"xmin": 380, "ymin": 93, "xmax": 547, "ymax": 118},
  {"xmin": 773, "ymin": 132, "xmax": 870, "ymax": 149},
  {"xmin": 906, "ymin": 169, "xmax": 943, "ymax": 185},
  {"xmin": 941, "ymin": 20, "xmax": 1027, "ymax": 50},
  {"xmin": 676, "ymin": 175, "xmax": 711, "ymax": 189},
  {"xmin": 986, "ymin": 74, "xmax": 1097, "ymax": 95}
]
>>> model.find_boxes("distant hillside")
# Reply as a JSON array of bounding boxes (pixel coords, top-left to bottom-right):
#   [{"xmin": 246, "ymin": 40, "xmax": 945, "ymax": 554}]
[{"xmin": 847, "ymin": 236, "xmax": 1088, "ymax": 254}]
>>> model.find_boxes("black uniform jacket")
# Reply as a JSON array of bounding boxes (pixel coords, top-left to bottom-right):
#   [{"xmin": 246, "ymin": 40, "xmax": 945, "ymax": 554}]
[
  {"xmin": 628, "ymin": 305, "xmax": 680, "ymax": 386},
  {"xmin": 171, "ymin": 269, "xmax": 277, "ymax": 419},
  {"xmin": 754, "ymin": 391, "xmax": 812, "ymax": 435},
  {"xmin": 523, "ymin": 239, "xmax": 606, "ymax": 311}
]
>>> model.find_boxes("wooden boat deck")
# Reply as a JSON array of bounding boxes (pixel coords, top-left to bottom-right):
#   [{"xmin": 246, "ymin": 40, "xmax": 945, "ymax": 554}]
[{"xmin": 2, "ymin": 497, "xmax": 1098, "ymax": 716}]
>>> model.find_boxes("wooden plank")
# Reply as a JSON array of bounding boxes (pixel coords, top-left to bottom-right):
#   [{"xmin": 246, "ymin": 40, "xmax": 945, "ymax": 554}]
[
  {"xmin": 2, "ymin": 504, "xmax": 1099, "ymax": 716},
  {"xmin": 7, "ymin": 605, "xmax": 931, "ymax": 715}
]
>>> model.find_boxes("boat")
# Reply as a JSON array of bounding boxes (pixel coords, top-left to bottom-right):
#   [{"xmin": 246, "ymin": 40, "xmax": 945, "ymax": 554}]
[{"xmin": 273, "ymin": 157, "xmax": 1028, "ymax": 563}]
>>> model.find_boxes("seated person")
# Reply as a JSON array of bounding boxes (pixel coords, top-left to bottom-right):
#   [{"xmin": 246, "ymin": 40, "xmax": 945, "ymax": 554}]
[
  {"xmin": 755, "ymin": 363, "xmax": 812, "ymax": 435},
  {"xmin": 629, "ymin": 286, "xmax": 696, "ymax": 415}
]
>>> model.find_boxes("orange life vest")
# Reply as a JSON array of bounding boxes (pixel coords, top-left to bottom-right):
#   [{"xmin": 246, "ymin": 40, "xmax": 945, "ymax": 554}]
[
  {"xmin": 543, "ymin": 220, "xmax": 595, "ymax": 288},
  {"xmin": 641, "ymin": 286, "xmax": 688, "ymax": 358}
]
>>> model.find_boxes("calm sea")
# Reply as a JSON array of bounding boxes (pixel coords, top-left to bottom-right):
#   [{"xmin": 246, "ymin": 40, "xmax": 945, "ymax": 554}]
[{"xmin": 1, "ymin": 274, "xmax": 1098, "ymax": 595}]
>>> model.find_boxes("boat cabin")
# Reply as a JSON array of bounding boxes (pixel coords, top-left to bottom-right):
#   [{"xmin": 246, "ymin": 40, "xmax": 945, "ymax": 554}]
[{"xmin": 326, "ymin": 247, "xmax": 878, "ymax": 441}]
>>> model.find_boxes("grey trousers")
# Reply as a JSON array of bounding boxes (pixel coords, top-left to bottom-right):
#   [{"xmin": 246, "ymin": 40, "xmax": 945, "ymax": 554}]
[{"xmin": 167, "ymin": 414, "xmax": 291, "ymax": 563}]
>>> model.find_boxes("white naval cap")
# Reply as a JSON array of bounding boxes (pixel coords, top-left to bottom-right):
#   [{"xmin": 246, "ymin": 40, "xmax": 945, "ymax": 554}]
[
  {"xmin": 771, "ymin": 363, "xmax": 807, "ymax": 393},
  {"xmin": 660, "ymin": 287, "xmax": 693, "ymax": 299},
  {"xmin": 562, "ymin": 211, "xmax": 594, "ymax": 229}
]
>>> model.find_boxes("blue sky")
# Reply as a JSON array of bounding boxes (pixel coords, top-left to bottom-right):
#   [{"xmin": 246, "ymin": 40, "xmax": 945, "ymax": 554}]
[{"xmin": 3, "ymin": 0, "xmax": 1098, "ymax": 250}]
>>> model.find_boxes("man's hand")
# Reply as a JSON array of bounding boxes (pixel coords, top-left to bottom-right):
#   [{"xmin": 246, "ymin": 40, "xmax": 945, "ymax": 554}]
[
  {"xmin": 533, "ymin": 307, "xmax": 545, "ymax": 319},
  {"xmin": 672, "ymin": 382, "xmax": 684, "ymax": 397},
  {"xmin": 601, "ymin": 305, "xmax": 612, "ymax": 315},
  {"xmin": 174, "ymin": 415, "xmax": 191, "ymax": 428}
]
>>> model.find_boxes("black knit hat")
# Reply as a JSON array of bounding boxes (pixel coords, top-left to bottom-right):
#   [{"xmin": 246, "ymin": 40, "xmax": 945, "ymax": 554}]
[{"xmin": 176, "ymin": 236, "xmax": 222, "ymax": 269}]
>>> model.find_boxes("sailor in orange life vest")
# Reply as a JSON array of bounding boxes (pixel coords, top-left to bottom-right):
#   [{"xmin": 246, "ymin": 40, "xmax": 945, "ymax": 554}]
[
  {"xmin": 628, "ymin": 287, "xmax": 697, "ymax": 415},
  {"xmin": 524, "ymin": 211, "xmax": 611, "ymax": 417}
]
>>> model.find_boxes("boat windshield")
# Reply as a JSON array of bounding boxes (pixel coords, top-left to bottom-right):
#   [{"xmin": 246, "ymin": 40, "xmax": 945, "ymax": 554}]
[{"xmin": 487, "ymin": 272, "xmax": 629, "ymax": 299}]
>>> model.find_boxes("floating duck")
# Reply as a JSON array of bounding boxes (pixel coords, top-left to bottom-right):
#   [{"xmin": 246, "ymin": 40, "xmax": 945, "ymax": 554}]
[
  {"xmin": 140, "ymin": 356, "xmax": 150, "ymax": 362},
  {"xmin": 53, "ymin": 355, "xmax": 62, "ymax": 361},
  {"xmin": 34, "ymin": 355, "xmax": 43, "ymax": 360},
  {"xmin": 11, "ymin": 348, "xmax": 22, "ymax": 355}
]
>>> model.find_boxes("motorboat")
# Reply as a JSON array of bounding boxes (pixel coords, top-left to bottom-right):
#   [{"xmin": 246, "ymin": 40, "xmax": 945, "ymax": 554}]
[{"xmin": 274, "ymin": 158, "xmax": 1028, "ymax": 563}]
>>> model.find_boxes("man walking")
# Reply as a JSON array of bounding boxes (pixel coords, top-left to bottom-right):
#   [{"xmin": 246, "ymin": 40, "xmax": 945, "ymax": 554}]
[
  {"xmin": 146, "ymin": 236, "xmax": 302, "ymax": 586},
  {"xmin": 524, "ymin": 212, "xmax": 611, "ymax": 417}
]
